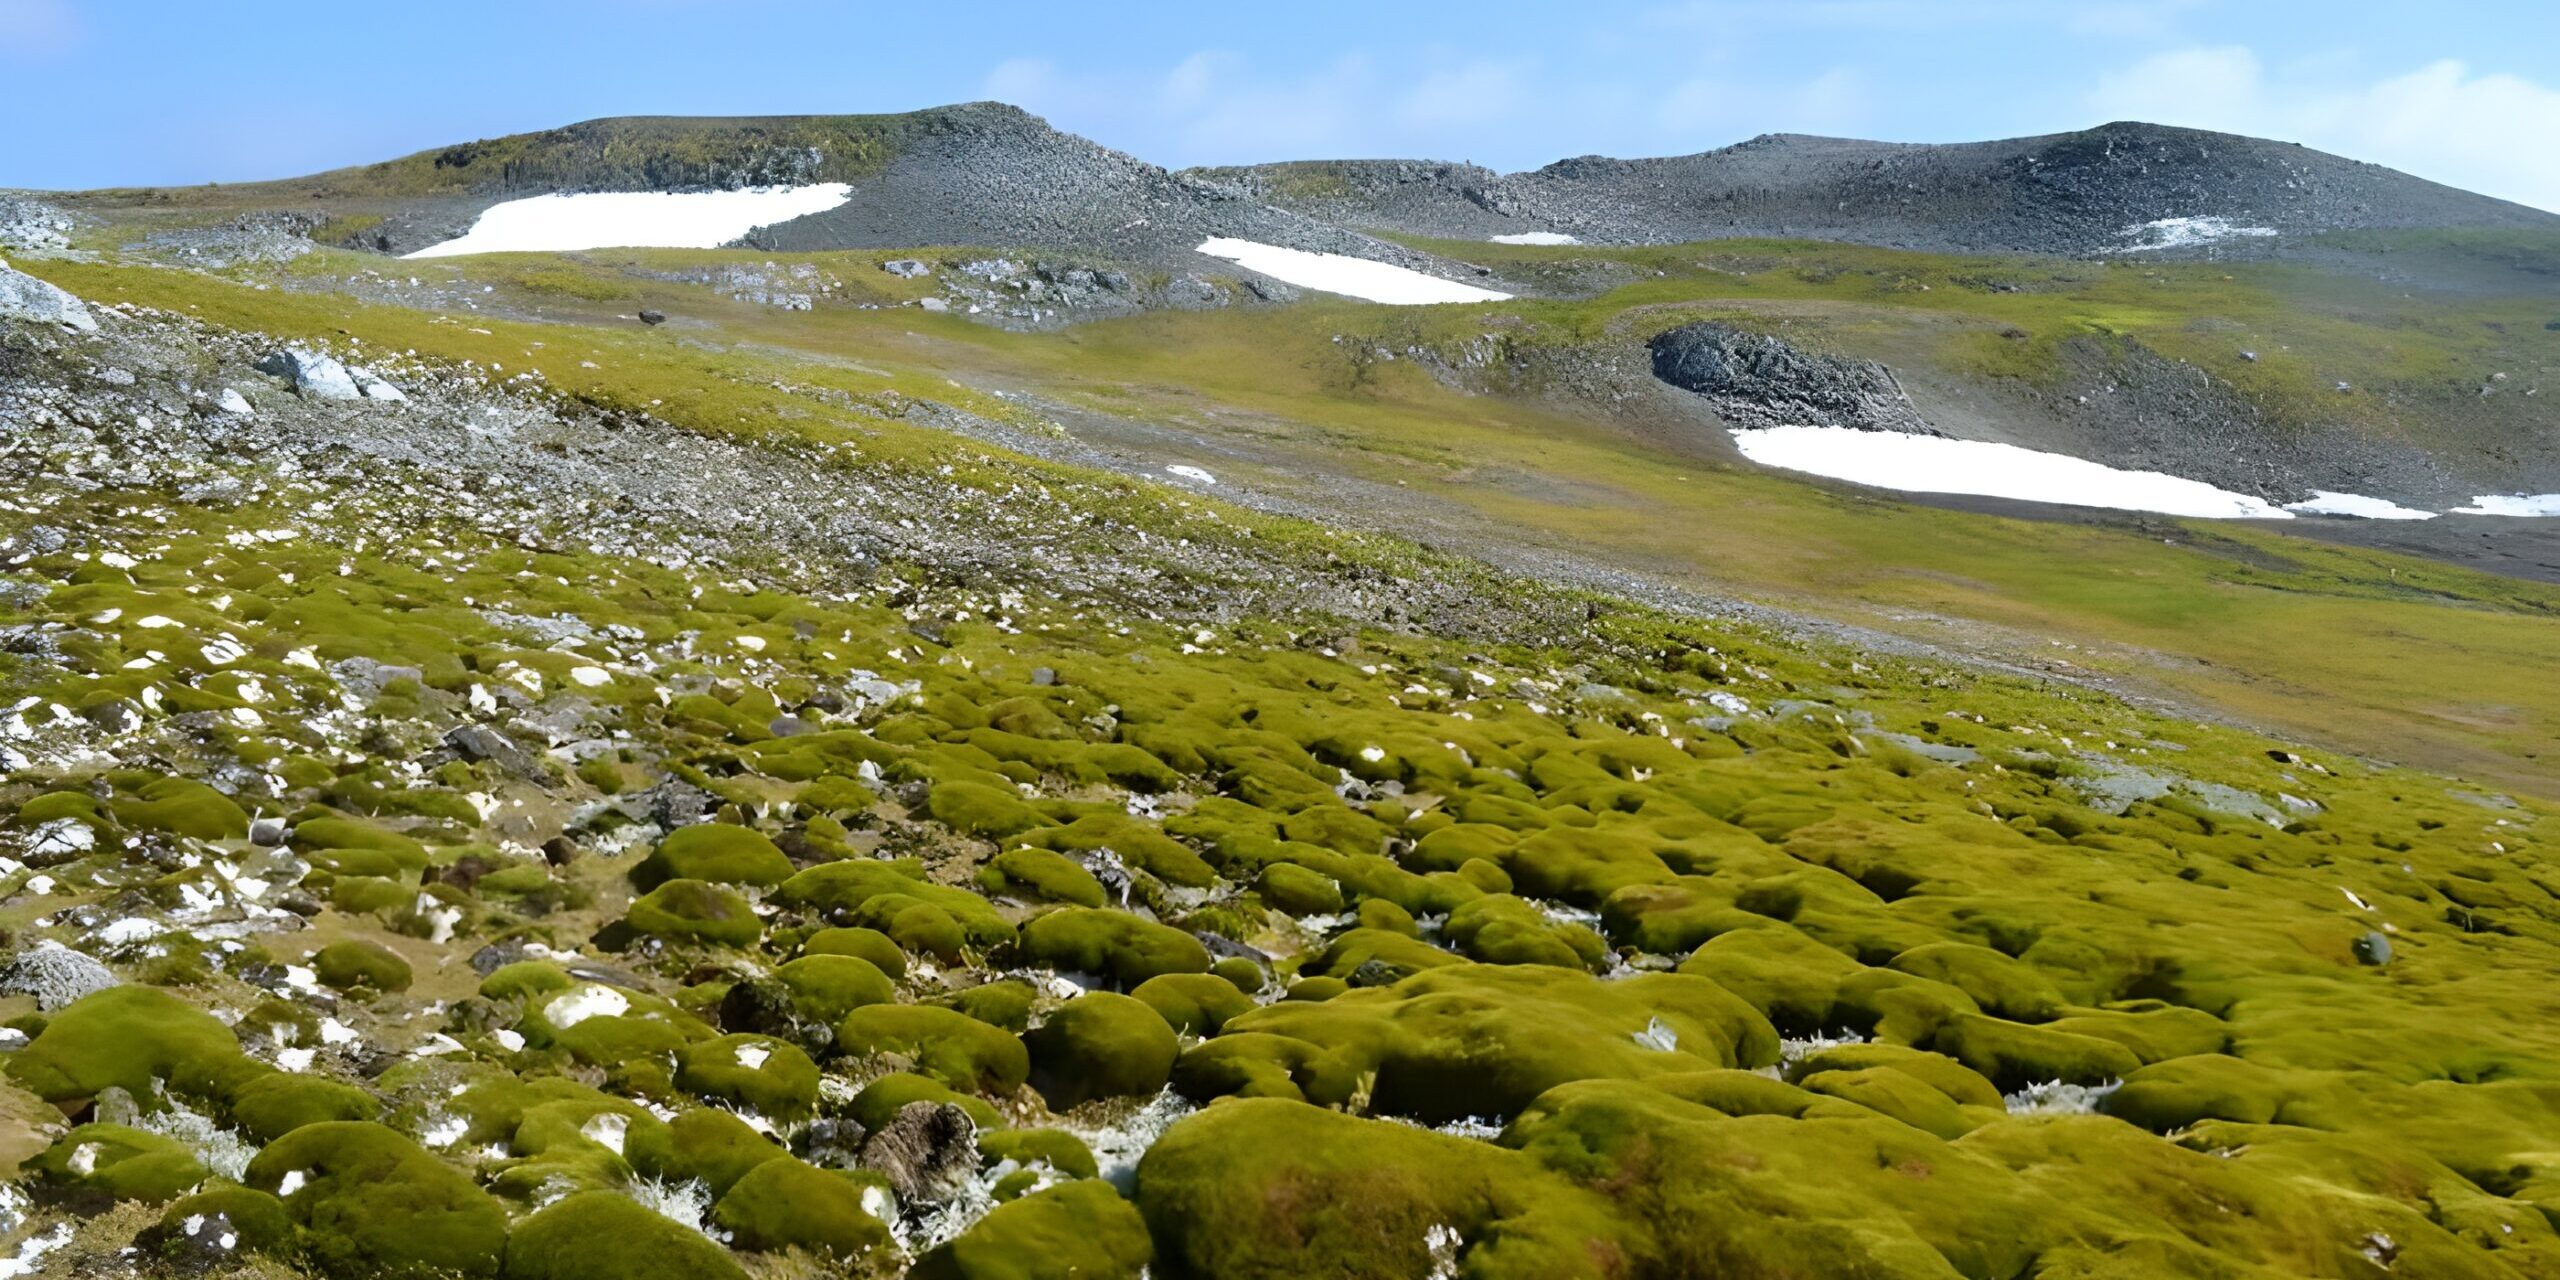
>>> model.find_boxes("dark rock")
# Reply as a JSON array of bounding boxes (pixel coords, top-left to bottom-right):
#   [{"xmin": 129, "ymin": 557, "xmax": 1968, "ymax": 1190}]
[
  {"xmin": 2353, "ymin": 931, "xmax": 2394, "ymax": 966},
  {"xmin": 445, "ymin": 723, "xmax": 540, "ymax": 777},
  {"xmin": 859, "ymin": 1100, "xmax": 978, "ymax": 1204},
  {"xmin": 1649, "ymin": 322, "xmax": 1929, "ymax": 434},
  {"xmin": 638, "ymin": 310, "xmax": 667, "ymax": 326}
]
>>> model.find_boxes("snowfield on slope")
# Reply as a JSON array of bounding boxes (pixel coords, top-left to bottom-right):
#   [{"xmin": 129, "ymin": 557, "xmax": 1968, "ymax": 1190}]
[
  {"xmin": 1490, "ymin": 232, "xmax": 1580, "ymax": 245},
  {"xmin": 405, "ymin": 184, "xmax": 854, "ymax": 258},
  {"xmin": 2454, "ymin": 493, "xmax": 2560, "ymax": 516},
  {"xmin": 1730, "ymin": 426, "xmax": 2295, "ymax": 519},
  {"xmin": 1196, "ymin": 238, "xmax": 1510, "ymax": 305},
  {"xmin": 2111, "ymin": 216, "xmax": 2279, "ymax": 253},
  {"xmin": 2285, "ymin": 491, "xmax": 2439, "ymax": 520}
]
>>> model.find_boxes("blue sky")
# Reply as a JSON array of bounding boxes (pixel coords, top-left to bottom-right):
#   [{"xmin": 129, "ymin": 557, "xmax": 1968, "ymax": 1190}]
[{"xmin": 7, "ymin": 1, "xmax": 2558, "ymax": 209}]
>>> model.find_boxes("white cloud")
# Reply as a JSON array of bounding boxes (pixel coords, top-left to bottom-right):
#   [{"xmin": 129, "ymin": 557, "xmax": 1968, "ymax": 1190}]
[
  {"xmin": 0, "ymin": 0, "xmax": 82, "ymax": 58},
  {"xmin": 986, "ymin": 49, "xmax": 1868, "ymax": 169},
  {"xmin": 2090, "ymin": 47, "xmax": 2560, "ymax": 211},
  {"xmin": 1658, "ymin": 67, "xmax": 1868, "ymax": 140},
  {"xmin": 1652, "ymin": 0, "xmax": 2203, "ymax": 36}
]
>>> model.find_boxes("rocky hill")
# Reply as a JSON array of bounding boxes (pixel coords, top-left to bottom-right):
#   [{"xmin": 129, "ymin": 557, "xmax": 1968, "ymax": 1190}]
[
  {"xmin": 194, "ymin": 104, "xmax": 1500, "ymax": 282},
  {"xmin": 1196, "ymin": 121, "xmax": 2560, "ymax": 255}
]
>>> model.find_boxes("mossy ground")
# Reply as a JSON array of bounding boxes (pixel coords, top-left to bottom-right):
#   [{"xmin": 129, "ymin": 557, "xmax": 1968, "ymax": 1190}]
[{"xmin": 0, "ymin": 243, "xmax": 2555, "ymax": 1277}]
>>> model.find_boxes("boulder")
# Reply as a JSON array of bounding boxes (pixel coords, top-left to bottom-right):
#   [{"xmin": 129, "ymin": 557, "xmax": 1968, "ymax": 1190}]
[
  {"xmin": 0, "ymin": 259, "xmax": 97, "ymax": 332},
  {"xmin": 256, "ymin": 347, "xmax": 361, "ymax": 400}
]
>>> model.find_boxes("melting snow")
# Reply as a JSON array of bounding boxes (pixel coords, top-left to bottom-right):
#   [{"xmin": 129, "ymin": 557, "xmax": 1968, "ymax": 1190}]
[
  {"xmin": 544, "ymin": 984, "xmax": 629, "ymax": 1029},
  {"xmin": 1730, "ymin": 426, "xmax": 2294, "ymax": 519},
  {"xmin": 2453, "ymin": 493, "xmax": 2560, "ymax": 517},
  {"xmin": 2111, "ymin": 216, "xmax": 2279, "ymax": 252},
  {"xmin": 406, "ymin": 184, "xmax": 854, "ymax": 259},
  {"xmin": 2286, "ymin": 491, "xmax": 2438, "ymax": 520},
  {"xmin": 1165, "ymin": 465, "xmax": 1218, "ymax": 485},
  {"xmin": 1489, "ymin": 232, "xmax": 1579, "ymax": 245},
  {"xmin": 1195, "ymin": 238, "xmax": 1510, "ymax": 305}
]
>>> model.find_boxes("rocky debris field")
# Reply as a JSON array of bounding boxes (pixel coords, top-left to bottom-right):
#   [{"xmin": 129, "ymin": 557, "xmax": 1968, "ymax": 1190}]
[
  {"xmin": 1648, "ymin": 321, "xmax": 1933, "ymax": 434},
  {"xmin": 1, "ymin": 264, "xmax": 2558, "ymax": 1280},
  {"xmin": 1204, "ymin": 121, "xmax": 2559, "ymax": 257}
]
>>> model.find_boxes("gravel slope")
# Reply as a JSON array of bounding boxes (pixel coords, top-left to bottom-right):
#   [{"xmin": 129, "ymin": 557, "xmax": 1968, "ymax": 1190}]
[{"xmin": 1194, "ymin": 121, "xmax": 2560, "ymax": 255}]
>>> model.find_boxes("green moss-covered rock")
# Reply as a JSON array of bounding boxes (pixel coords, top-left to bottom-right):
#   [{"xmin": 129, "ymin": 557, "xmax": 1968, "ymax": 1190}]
[
  {"xmin": 852, "ymin": 1072, "xmax": 1004, "ymax": 1132},
  {"xmin": 1930, "ymin": 1013, "xmax": 2143, "ymax": 1091},
  {"xmin": 983, "ymin": 847, "xmax": 1107, "ymax": 907},
  {"xmin": 929, "ymin": 779, "xmax": 1057, "ymax": 839},
  {"xmin": 634, "ymin": 823, "xmax": 795, "ymax": 891},
  {"xmin": 978, "ymin": 1128, "xmax": 1099, "ymax": 1180},
  {"xmin": 1024, "ymin": 993, "xmax": 1180, "ymax": 1110},
  {"xmin": 1137, "ymin": 1097, "xmax": 1623, "ymax": 1278},
  {"xmin": 837, "ymin": 1005, "xmax": 1032, "ymax": 1093},
  {"xmin": 775, "ymin": 860, "xmax": 1014, "ymax": 950},
  {"xmin": 231, "ymin": 1072, "xmax": 382, "ymax": 1140},
  {"xmin": 1889, "ymin": 943, "xmax": 2066, "ymax": 1024},
  {"xmin": 1019, "ymin": 908, "xmax": 1210, "ymax": 987},
  {"xmin": 1256, "ymin": 861, "xmax": 1345, "ymax": 915},
  {"xmin": 1211, "ymin": 957, "xmax": 1268, "ymax": 995},
  {"xmin": 1132, "ymin": 973, "xmax": 1257, "ymax": 1036},
  {"xmin": 803, "ymin": 926, "xmax": 908, "ymax": 977},
  {"xmin": 114, "ymin": 777, "xmax": 250, "ymax": 841},
  {"xmin": 155, "ymin": 1183, "xmax": 299, "ymax": 1256},
  {"xmin": 711, "ymin": 1157, "xmax": 894, "ymax": 1260},
  {"xmin": 914, "ymin": 1179, "xmax": 1153, "ymax": 1280},
  {"xmin": 1676, "ymin": 925, "xmax": 1863, "ymax": 1032},
  {"xmin": 1220, "ymin": 966, "xmax": 1778, "ymax": 1123},
  {"xmin": 625, "ymin": 1106, "xmax": 788, "ymax": 1196},
  {"xmin": 245, "ymin": 1121, "xmax": 508, "ymax": 1279},
  {"xmin": 675, "ymin": 1034, "xmax": 820, "ymax": 1119},
  {"xmin": 1172, "ymin": 1033, "xmax": 1365, "ymax": 1107},
  {"xmin": 5, "ymin": 985, "xmax": 258, "ymax": 1104},
  {"xmin": 943, "ymin": 979, "xmax": 1039, "ymax": 1033},
  {"xmin": 35, "ymin": 1123, "xmax": 208, "ymax": 1200},
  {"xmin": 503, "ymin": 1190, "xmax": 749, "ymax": 1280},
  {"xmin": 771, "ymin": 954, "xmax": 896, "ymax": 1023},
  {"xmin": 625, "ymin": 879, "xmax": 765, "ymax": 948},
  {"xmin": 313, "ymin": 939, "xmax": 413, "ymax": 994}
]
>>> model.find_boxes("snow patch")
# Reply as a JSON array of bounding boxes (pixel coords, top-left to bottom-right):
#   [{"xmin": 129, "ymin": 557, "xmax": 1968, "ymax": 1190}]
[
  {"xmin": 2453, "ymin": 493, "xmax": 2560, "ymax": 517},
  {"xmin": 2285, "ymin": 491, "xmax": 2438, "ymax": 520},
  {"xmin": 1165, "ymin": 465, "xmax": 1218, "ymax": 485},
  {"xmin": 1730, "ymin": 426, "xmax": 2294, "ymax": 520},
  {"xmin": 1196, "ymin": 238, "xmax": 1510, "ymax": 305},
  {"xmin": 406, "ymin": 184, "xmax": 854, "ymax": 259},
  {"xmin": 2111, "ymin": 216, "xmax": 2279, "ymax": 252},
  {"xmin": 544, "ymin": 984, "xmax": 629, "ymax": 1029},
  {"xmin": 1489, "ymin": 232, "xmax": 1579, "ymax": 245}
]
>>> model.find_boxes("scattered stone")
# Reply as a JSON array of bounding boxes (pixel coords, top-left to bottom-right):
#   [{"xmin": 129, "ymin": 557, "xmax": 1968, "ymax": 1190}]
[
  {"xmin": 881, "ymin": 259, "xmax": 930, "ymax": 278},
  {"xmin": 217, "ymin": 387, "xmax": 255, "ymax": 416},
  {"xmin": 2353, "ymin": 931, "xmax": 2394, "ymax": 966}
]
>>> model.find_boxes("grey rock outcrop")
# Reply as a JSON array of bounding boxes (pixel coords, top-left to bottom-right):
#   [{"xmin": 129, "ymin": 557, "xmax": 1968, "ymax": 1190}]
[
  {"xmin": 1, "ymin": 946, "xmax": 120, "ymax": 1010},
  {"xmin": 1649, "ymin": 322, "xmax": 1930, "ymax": 433},
  {"xmin": 0, "ymin": 259, "xmax": 98, "ymax": 332}
]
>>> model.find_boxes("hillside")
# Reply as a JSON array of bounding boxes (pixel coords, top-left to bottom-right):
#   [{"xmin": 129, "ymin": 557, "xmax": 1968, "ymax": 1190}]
[
  {"xmin": 3, "ymin": 101, "xmax": 2559, "ymax": 1280},
  {"xmin": 1196, "ymin": 121, "xmax": 2560, "ymax": 255},
  {"xmin": 133, "ymin": 104, "xmax": 1504, "ymax": 282}
]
